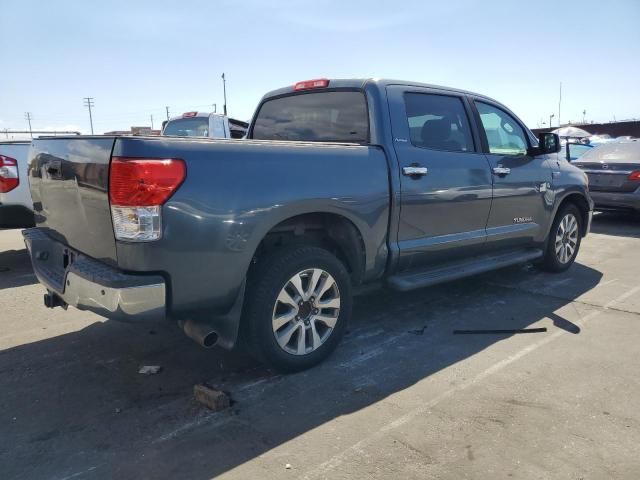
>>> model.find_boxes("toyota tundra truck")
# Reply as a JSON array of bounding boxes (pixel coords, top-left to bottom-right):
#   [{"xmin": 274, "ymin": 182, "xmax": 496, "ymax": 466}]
[{"xmin": 23, "ymin": 78, "xmax": 593, "ymax": 372}]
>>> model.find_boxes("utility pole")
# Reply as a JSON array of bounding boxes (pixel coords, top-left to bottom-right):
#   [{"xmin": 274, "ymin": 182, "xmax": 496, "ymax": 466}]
[
  {"xmin": 582, "ymin": 110, "xmax": 586, "ymax": 124},
  {"xmin": 165, "ymin": 106, "xmax": 170, "ymax": 120},
  {"xmin": 549, "ymin": 113, "xmax": 555, "ymax": 130},
  {"xmin": 24, "ymin": 112, "xmax": 33, "ymax": 138},
  {"xmin": 212, "ymin": 103, "xmax": 217, "ymax": 113},
  {"xmin": 222, "ymin": 73, "xmax": 228, "ymax": 116},
  {"xmin": 150, "ymin": 114, "xmax": 154, "ymax": 130},
  {"xmin": 558, "ymin": 82, "xmax": 562, "ymax": 128},
  {"xmin": 83, "ymin": 97, "xmax": 95, "ymax": 135}
]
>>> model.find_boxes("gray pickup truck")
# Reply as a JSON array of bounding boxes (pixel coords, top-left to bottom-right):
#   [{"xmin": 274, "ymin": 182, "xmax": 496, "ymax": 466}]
[{"xmin": 23, "ymin": 78, "xmax": 593, "ymax": 371}]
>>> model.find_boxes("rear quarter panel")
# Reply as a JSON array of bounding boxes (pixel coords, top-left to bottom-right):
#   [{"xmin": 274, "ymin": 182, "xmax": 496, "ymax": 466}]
[{"xmin": 112, "ymin": 137, "xmax": 390, "ymax": 315}]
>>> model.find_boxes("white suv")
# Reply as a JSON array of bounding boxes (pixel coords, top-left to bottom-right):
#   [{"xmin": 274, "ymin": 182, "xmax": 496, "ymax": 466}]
[{"xmin": 0, "ymin": 141, "xmax": 34, "ymax": 228}]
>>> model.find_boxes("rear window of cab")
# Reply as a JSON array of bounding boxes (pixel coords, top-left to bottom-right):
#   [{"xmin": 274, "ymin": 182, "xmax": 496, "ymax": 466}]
[{"xmin": 251, "ymin": 91, "xmax": 369, "ymax": 143}]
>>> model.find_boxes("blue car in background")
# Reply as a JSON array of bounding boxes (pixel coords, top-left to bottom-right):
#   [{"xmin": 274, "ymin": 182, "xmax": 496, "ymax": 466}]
[{"xmin": 563, "ymin": 142, "xmax": 595, "ymax": 161}]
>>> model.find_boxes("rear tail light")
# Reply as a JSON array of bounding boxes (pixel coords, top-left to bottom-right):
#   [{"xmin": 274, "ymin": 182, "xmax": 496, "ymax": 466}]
[
  {"xmin": 109, "ymin": 157, "xmax": 186, "ymax": 241},
  {"xmin": 0, "ymin": 155, "xmax": 19, "ymax": 193},
  {"xmin": 628, "ymin": 170, "xmax": 640, "ymax": 182},
  {"xmin": 293, "ymin": 78, "xmax": 329, "ymax": 91}
]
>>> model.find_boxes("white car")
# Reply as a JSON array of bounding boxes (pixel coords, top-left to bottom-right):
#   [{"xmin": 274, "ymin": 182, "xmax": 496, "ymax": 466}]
[
  {"xmin": 0, "ymin": 141, "xmax": 34, "ymax": 228},
  {"xmin": 162, "ymin": 111, "xmax": 248, "ymax": 139}
]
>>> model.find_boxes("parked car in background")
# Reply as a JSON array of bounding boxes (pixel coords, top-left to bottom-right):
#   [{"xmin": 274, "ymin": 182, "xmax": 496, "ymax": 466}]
[
  {"xmin": 162, "ymin": 111, "xmax": 248, "ymax": 139},
  {"xmin": 573, "ymin": 139, "xmax": 640, "ymax": 214},
  {"xmin": 589, "ymin": 134, "xmax": 616, "ymax": 146},
  {"xmin": 23, "ymin": 78, "xmax": 592, "ymax": 371},
  {"xmin": 563, "ymin": 142, "xmax": 595, "ymax": 161},
  {"xmin": 0, "ymin": 141, "xmax": 34, "ymax": 228}
]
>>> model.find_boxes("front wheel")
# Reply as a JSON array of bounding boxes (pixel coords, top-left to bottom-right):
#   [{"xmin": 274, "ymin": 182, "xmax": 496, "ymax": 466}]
[
  {"xmin": 541, "ymin": 204, "xmax": 583, "ymax": 272},
  {"xmin": 243, "ymin": 246, "xmax": 352, "ymax": 372}
]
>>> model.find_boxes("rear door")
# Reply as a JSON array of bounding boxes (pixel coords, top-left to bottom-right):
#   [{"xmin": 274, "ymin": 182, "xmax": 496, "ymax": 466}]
[
  {"xmin": 471, "ymin": 99, "xmax": 553, "ymax": 249},
  {"xmin": 387, "ymin": 86, "xmax": 493, "ymax": 270},
  {"xmin": 29, "ymin": 137, "xmax": 118, "ymax": 264}
]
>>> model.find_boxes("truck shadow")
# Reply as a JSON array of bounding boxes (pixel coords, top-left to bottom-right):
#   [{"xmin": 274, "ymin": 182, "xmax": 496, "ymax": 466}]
[
  {"xmin": 0, "ymin": 248, "xmax": 37, "ymax": 290},
  {"xmin": 0, "ymin": 261, "xmax": 603, "ymax": 479}
]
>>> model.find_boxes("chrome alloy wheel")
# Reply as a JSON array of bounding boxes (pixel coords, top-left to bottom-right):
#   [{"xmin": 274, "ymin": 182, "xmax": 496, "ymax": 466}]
[
  {"xmin": 555, "ymin": 213, "xmax": 579, "ymax": 264},
  {"xmin": 271, "ymin": 268, "xmax": 341, "ymax": 355}
]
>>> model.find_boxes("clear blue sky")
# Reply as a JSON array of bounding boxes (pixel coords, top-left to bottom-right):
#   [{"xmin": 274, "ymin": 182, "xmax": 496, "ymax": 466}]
[{"xmin": 1, "ymin": 0, "xmax": 639, "ymax": 135}]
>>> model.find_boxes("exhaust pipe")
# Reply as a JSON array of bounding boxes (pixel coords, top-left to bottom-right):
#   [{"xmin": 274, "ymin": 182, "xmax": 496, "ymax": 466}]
[{"xmin": 179, "ymin": 319, "xmax": 218, "ymax": 348}]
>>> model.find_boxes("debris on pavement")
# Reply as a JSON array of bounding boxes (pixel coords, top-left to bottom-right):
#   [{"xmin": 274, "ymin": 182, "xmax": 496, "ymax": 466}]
[
  {"xmin": 453, "ymin": 327, "xmax": 547, "ymax": 335},
  {"xmin": 138, "ymin": 365, "xmax": 163, "ymax": 375},
  {"xmin": 193, "ymin": 383, "xmax": 231, "ymax": 411},
  {"xmin": 285, "ymin": 464, "xmax": 292, "ymax": 470},
  {"xmin": 408, "ymin": 325, "xmax": 427, "ymax": 335}
]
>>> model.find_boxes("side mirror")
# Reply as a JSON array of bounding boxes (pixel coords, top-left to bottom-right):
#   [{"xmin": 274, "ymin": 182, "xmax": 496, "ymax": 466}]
[
  {"xmin": 540, "ymin": 132, "xmax": 561, "ymax": 154},
  {"xmin": 529, "ymin": 132, "xmax": 561, "ymax": 156}
]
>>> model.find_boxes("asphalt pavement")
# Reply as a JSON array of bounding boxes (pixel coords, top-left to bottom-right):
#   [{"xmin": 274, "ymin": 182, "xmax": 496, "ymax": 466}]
[{"xmin": 1, "ymin": 212, "xmax": 639, "ymax": 479}]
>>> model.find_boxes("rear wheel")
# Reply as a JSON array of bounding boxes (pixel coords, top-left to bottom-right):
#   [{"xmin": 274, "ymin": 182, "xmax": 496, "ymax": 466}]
[
  {"xmin": 541, "ymin": 204, "xmax": 582, "ymax": 272},
  {"xmin": 243, "ymin": 246, "xmax": 352, "ymax": 372}
]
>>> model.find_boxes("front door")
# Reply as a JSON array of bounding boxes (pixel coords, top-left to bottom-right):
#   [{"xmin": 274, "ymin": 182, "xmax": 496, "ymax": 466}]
[
  {"xmin": 387, "ymin": 86, "xmax": 493, "ymax": 271},
  {"xmin": 472, "ymin": 99, "xmax": 553, "ymax": 250}
]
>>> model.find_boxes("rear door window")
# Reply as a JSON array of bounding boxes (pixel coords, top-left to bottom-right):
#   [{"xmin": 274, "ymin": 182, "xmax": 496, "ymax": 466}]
[
  {"xmin": 252, "ymin": 91, "xmax": 369, "ymax": 143},
  {"xmin": 404, "ymin": 93, "xmax": 475, "ymax": 152}
]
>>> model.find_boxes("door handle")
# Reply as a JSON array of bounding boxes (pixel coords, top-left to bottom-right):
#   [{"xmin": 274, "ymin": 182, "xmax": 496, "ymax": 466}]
[
  {"xmin": 492, "ymin": 166, "xmax": 511, "ymax": 176},
  {"xmin": 402, "ymin": 165, "xmax": 428, "ymax": 177}
]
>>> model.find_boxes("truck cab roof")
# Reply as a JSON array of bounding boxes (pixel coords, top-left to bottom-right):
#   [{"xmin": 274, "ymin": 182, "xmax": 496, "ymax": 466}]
[{"xmin": 260, "ymin": 78, "xmax": 498, "ymax": 104}]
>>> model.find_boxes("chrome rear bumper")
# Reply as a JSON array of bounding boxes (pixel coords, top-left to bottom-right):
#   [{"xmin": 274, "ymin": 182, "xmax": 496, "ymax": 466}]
[{"xmin": 23, "ymin": 228, "xmax": 166, "ymax": 320}]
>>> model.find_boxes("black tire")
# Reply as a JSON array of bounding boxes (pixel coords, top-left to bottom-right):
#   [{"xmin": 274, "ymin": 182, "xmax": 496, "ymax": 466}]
[
  {"xmin": 243, "ymin": 246, "xmax": 352, "ymax": 372},
  {"xmin": 541, "ymin": 203, "xmax": 583, "ymax": 272}
]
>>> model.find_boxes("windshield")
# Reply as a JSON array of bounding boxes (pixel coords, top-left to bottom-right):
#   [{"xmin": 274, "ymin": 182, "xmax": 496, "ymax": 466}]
[
  {"xmin": 163, "ymin": 117, "xmax": 209, "ymax": 137},
  {"xmin": 252, "ymin": 91, "xmax": 369, "ymax": 143}
]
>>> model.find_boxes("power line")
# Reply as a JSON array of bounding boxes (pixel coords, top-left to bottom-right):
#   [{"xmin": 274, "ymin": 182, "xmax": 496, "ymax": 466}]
[
  {"xmin": 83, "ymin": 97, "xmax": 95, "ymax": 134},
  {"xmin": 24, "ymin": 112, "xmax": 33, "ymax": 138}
]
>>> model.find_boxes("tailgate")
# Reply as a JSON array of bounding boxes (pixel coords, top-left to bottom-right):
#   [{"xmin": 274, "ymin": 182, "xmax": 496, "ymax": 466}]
[{"xmin": 29, "ymin": 137, "xmax": 118, "ymax": 265}]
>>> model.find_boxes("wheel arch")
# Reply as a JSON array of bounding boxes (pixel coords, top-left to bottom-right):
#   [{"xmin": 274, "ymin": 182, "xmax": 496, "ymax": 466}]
[
  {"xmin": 556, "ymin": 192, "xmax": 591, "ymax": 237},
  {"xmin": 250, "ymin": 212, "xmax": 368, "ymax": 286}
]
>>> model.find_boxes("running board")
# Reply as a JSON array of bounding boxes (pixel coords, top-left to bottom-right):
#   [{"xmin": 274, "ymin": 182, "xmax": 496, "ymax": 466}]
[{"xmin": 387, "ymin": 249, "xmax": 543, "ymax": 292}]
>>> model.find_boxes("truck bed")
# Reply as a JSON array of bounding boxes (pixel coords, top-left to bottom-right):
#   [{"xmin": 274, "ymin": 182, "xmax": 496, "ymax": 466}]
[{"xmin": 27, "ymin": 135, "xmax": 391, "ymax": 316}]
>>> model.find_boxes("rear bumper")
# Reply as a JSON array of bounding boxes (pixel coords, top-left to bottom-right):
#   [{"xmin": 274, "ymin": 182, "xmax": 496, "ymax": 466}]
[
  {"xmin": 0, "ymin": 204, "xmax": 35, "ymax": 228},
  {"xmin": 23, "ymin": 228, "xmax": 166, "ymax": 320},
  {"xmin": 590, "ymin": 189, "xmax": 640, "ymax": 211}
]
